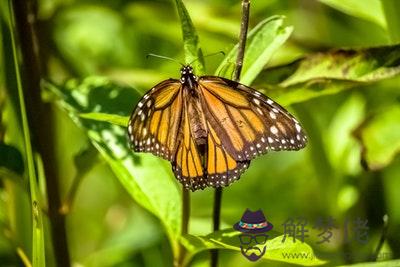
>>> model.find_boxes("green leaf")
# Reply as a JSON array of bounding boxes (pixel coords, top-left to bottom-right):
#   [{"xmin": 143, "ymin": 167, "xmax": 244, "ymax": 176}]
[
  {"xmin": 254, "ymin": 44, "xmax": 400, "ymax": 105},
  {"xmin": 319, "ymin": 0, "xmax": 386, "ymax": 29},
  {"xmin": 326, "ymin": 94, "xmax": 365, "ymax": 175},
  {"xmin": 381, "ymin": 0, "xmax": 400, "ymax": 43},
  {"xmin": 79, "ymin": 112, "xmax": 128, "ymax": 127},
  {"xmin": 216, "ymin": 15, "xmax": 293, "ymax": 85},
  {"xmin": 356, "ymin": 105, "xmax": 400, "ymax": 170},
  {"xmin": 43, "ymin": 77, "xmax": 182, "ymax": 256},
  {"xmin": 337, "ymin": 259, "xmax": 400, "ymax": 266},
  {"xmin": 175, "ymin": 0, "xmax": 204, "ymax": 74},
  {"xmin": 182, "ymin": 229, "xmax": 326, "ymax": 266}
]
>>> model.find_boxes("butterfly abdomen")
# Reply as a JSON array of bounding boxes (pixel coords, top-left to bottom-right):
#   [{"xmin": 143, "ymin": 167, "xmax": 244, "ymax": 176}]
[{"xmin": 188, "ymin": 96, "xmax": 208, "ymax": 147}]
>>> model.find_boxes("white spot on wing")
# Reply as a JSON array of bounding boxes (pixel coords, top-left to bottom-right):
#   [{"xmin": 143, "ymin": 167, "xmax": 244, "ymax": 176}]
[{"xmin": 270, "ymin": 126, "xmax": 278, "ymax": 135}]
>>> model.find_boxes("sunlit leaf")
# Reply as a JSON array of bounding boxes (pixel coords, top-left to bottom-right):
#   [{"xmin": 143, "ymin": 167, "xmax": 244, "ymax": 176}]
[
  {"xmin": 319, "ymin": 0, "xmax": 386, "ymax": 29},
  {"xmin": 182, "ymin": 229, "xmax": 326, "ymax": 266},
  {"xmin": 381, "ymin": 0, "xmax": 400, "ymax": 43},
  {"xmin": 79, "ymin": 112, "xmax": 128, "ymax": 127},
  {"xmin": 175, "ymin": 0, "xmax": 204, "ymax": 74},
  {"xmin": 216, "ymin": 15, "xmax": 292, "ymax": 85},
  {"xmin": 337, "ymin": 259, "xmax": 400, "ymax": 267},
  {"xmin": 254, "ymin": 44, "xmax": 400, "ymax": 105}
]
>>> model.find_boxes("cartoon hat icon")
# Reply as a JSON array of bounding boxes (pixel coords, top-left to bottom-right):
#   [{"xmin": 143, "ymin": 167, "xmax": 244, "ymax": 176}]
[{"xmin": 233, "ymin": 209, "xmax": 273, "ymax": 233}]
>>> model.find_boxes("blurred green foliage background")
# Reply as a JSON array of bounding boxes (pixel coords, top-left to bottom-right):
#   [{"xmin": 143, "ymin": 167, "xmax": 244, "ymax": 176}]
[{"xmin": 1, "ymin": 0, "xmax": 400, "ymax": 266}]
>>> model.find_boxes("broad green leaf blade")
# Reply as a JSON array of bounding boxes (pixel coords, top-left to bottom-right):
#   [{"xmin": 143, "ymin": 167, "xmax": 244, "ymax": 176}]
[
  {"xmin": 381, "ymin": 0, "xmax": 400, "ymax": 43},
  {"xmin": 43, "ymin": 77, "xmax": 182, "ymax": 256},
  {"xmin": 175, "ymin": 0, "xmax": 204, "ymax": 74},
  {"xmin": 356, "ymin": 105, "xmax": 400, "ymax": 170},
  {"xmin": 182, "ymin": 229, "xmax": 326, "ymax": 266},
  {"xmin": 319, "ymin": 0, "xmax": 386, "ymax": 29},
  {"xmin": 254, "ymin": 44, "xmax": 400, "ymax": 105},
  {"xmin": 338, "ymin": 259, "xmax": 400, "ymax": 267},
  {"xmin": 216, "ymin": 16, "xmax": 293, "ymax": 85},
  {"xmin": 79, "ymin": 112, "xmax": 128, "ymax": 127}
]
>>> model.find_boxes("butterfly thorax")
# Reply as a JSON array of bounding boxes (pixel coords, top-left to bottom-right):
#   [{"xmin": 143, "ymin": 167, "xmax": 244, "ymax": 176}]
[{"xmin": 180, "ymin": 65, "xmax": 197, "ymax": 93}]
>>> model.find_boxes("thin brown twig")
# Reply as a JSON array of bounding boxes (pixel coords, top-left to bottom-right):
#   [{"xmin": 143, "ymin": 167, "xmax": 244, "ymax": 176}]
[
  {"xmin": 11, "ymin": 0, "xmax": 71, "ymax": 265},
  {"xmin": 177, "ymin": 188, "xmax": 190, "ymax": 267},
  {"xmin": 234, "ymin": 0, "xmax": 250, "ymax": 82}
]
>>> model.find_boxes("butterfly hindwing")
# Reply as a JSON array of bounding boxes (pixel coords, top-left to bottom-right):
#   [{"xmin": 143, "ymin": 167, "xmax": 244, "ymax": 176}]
[
  {"xmin": 172, "ymin": 105, "xmax": 206, "ymax": 190},
  {"xmin": 205, "ymin": 121, "xmax": 250, "ymax": 188},
  {"xmin": 127, "ymin": 79, "xmax": 183, "ymax": 161},
  {"xmin": 198, "ymin": 76, "xmax": 307, "ymax": 161}
]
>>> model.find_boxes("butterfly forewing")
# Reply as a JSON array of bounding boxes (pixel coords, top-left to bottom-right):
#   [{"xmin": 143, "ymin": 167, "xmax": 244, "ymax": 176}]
[
  {"xmin": 198, "ymin": 76, "xmax": 307, "ymax": 161},
  {"xmin": 127, "ymin": 79, "xmax": 183, "ymax": 161}
]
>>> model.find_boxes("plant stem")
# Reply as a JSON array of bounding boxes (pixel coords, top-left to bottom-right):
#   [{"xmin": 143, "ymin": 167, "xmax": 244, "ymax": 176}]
[
  {"xmin": 182, "ymin": 188, "xmax": 190, "ymax": 236},
  {"xmin": 210, "ymin": 187, "xmax": 222, "ymax": 267},
  {"xmin": 11, "ymin": 0, "xmax": 71, "ymax": 265},
  {"xmin": 211, "ymin": 2, "xmax": 250, "ymax": 267},
  {"xmin": 177, "ymin": 188, "xmax": 190, "ymax": 267},
  {"xmin": 234, "ymin": 0, "xmax": 250, "ymax": 82}
]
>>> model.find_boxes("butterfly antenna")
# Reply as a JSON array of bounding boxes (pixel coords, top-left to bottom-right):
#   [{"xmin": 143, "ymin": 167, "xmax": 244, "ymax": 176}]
[
  {"xmin": 188, "ymin": 51, "xmax": 225, "ymax": 66},
  {"xmin": 146, "ymin": 53, "xmax": 184, "ymax": 66}
]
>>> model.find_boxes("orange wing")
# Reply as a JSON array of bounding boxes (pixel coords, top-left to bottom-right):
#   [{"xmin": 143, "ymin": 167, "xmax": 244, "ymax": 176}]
[
  {"xmin": 172, "ymin": 105, "xmax": 206, "ymax": 191},
  {"xmin": 199, "ymin": 76, "xmax": 307, "ymax": 161},
  {"xmin": 198, "ymin": 76, "xmax": 307, "ymax": 161},
  {"xmin": 204, "ymin": 121, "xmax": 250, "ymax": 188},
  {"xmin": 127, "ymin": 79, "xmax": 183, "ymax": 161}
]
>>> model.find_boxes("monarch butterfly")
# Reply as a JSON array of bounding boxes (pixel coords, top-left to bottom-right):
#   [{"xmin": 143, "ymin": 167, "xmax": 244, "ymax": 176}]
[{"xmin": 127, "ymin": 65, "xmax": 307, "ymax": 191}]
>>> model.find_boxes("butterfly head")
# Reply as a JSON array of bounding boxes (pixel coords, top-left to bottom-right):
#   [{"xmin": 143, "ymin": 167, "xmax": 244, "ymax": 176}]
[{"xmin": 180, "ymin": 65, "xmax": 197, "ymax": 88}]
